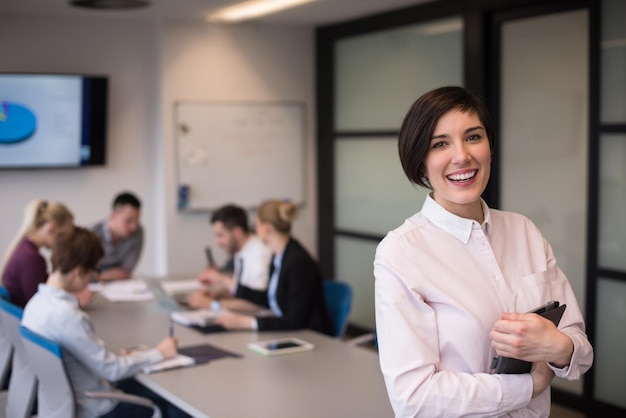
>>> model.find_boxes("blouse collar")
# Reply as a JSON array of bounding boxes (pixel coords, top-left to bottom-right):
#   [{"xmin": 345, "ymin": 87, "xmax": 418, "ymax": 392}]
[{"xmin": 421, "ymin": 194, "xmax": 491, "ymax": 244}]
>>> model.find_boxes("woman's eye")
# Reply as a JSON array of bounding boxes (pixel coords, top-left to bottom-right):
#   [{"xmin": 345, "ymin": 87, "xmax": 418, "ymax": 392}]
[
  {"xmin": 467, "ymin": 134, "xmax": 481, "ymax": 141},
  {"xmin": 431, "ymin": 141, "xmax": 446, "ymax": 149}
]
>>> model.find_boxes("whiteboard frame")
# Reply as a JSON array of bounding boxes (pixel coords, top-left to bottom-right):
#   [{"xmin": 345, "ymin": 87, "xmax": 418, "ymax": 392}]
[{"xmin": 174, "ymin": 100, "xmax": 306, "ymax": 212}]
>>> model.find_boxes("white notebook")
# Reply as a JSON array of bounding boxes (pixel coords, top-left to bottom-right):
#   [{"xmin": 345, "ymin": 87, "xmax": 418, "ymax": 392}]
[
  {"xmin": 160, "ymin": 279, "xmax": 200, "ymax": 295},
  {"xmin": 170, "ymin": 309, "xmax": 220, "ymax": 326},
  {"xmin": 142, "ymin": 354, "xmax": 195, "ymax": 374}
]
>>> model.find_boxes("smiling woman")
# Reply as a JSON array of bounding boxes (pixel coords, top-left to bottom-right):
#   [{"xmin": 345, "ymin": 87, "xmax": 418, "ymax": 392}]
[
  {"xmin": 423, "ymin": 109, "xmax": 491, "ymax": 222},
  {"xmin": 374, "ymin": 86, "xmax": 593, "ymax": 417}
]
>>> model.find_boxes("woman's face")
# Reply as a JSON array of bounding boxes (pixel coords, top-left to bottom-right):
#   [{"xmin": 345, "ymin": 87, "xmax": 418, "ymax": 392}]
[
  {"xmin": 254, "ymin": 217, "xmax": 270, "ymax": 244},
  {"xmin": 42, "ymin": 219, "xmax": 73, "ymax": 248},
  {"xmin": 423, "ymin": 109, "xmax": 491, "ymax": 221}
]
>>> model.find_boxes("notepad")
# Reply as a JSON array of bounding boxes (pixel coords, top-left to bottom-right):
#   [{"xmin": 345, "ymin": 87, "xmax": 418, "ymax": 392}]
[
  {"xmin": 142, "ymin": 343, "xmax": 241, "ymax": 374},
  {"xmin": 160, "ymin": 279, "xmax": 200, "ymax": 295},
  {"xmin": 170, "ymin": 309, "xmax": 220, "ymax": 326},
  {"xmin": 100, "ymin": 279, "xmax": 154, "ymax": 302},
  {"xmin": 142, "ymin": 354, "xmax": 195, "ymax": 374}
]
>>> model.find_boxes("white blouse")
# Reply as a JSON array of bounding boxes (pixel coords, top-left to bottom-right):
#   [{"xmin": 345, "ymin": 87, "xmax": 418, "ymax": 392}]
[{"xmin": 374, "ymin": 195, "xmax": 593, "ymax": 417}]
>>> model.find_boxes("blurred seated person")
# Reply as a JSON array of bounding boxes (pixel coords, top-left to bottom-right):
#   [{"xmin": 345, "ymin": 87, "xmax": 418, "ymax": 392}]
[
  {"xmin": 206, "ymin": 200, "xmax": 333, "ymax": 336},
  {"xmin": 187, "ymin": 204, "xmax": 271, "ymax": 307},
  {"xmin": 91, "ymin": 192, "xmax": 143, "ymax": 281},
  {"xmin": 1, "ymin": 199, "xmax": 75, "ymax": 307},
  {"xmin": 22, "ymin": 226, "xmax": 187, "ymax": 418}
]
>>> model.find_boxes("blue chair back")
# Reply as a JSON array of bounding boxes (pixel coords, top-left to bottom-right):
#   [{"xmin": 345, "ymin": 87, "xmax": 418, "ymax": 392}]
[
  {"xmin": 0, "ymin": 287, "xmax": 14, "ymax": 387},
  {"xmin": 323, "ymin": 281, "xmax": 352, "ymax": 338},
  {"xmin": 20, "ymin": 324, "xmax": 163, "ymax": 418},
  {"xmin": 0, "ymin": 295, "xmax": 37, "ymax": 418},
  {"xmin": 19, "ymin": 325, "xmax": 76, "ymax": 418}
]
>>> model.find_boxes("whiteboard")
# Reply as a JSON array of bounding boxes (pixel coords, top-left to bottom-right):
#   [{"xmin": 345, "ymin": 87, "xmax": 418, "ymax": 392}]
[{"xmin": 175, "ymin": 102, "xmax": 305, "ymax": 211}]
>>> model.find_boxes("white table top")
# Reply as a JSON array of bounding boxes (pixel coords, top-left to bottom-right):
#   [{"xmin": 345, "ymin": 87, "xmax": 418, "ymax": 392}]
[{"xmin": 88, "ymin": 283, "xmax": 392, "ymax": 418}]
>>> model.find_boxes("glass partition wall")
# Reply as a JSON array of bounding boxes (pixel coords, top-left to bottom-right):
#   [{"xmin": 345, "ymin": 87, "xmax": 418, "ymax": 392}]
[
  {"xmin": 331, "ymin": 17, "xmax": 463, "ymax": 329},
  {"xmin": 594, "ymin": 0, "xmax": 626, "ymax": 411}
]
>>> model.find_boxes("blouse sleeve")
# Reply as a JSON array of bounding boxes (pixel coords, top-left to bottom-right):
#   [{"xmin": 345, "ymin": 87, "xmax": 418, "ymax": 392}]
[{"xmin": 543, "ymin": 240, "xmax": 593, "ymax": 379}]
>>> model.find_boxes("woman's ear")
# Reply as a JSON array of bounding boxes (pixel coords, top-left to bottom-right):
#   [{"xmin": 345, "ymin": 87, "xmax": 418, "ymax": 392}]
[
  {"xmin": 43, "ymin": 220, "xmax": 56, "ymax": 234},
  {"xmin": 41, "ymin": 221, "xmax": 57, "ymax": 246},
  {"xmin": 58, "ymin": 266, "xmax": 82, "ymax": 291}
]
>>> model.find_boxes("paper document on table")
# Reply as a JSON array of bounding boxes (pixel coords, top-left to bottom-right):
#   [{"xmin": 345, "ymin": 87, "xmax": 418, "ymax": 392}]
[
  {"xmin": 142, "ymin": 354, "xmax": 195, "ymax": 374},
  {"xmin": 88, "ymin": 282, "xmax": 104, "ymax": 293},
  {"xmin": 160, "ymin": 279, "xmax": 200, "ymax": 295},
  {"xmin": 100, "ymin": 279, "xmax": 154, "ymax": 302},
  {"xmin": 170, "ymin": 309, "xmax": 221, "ymax": 326}
]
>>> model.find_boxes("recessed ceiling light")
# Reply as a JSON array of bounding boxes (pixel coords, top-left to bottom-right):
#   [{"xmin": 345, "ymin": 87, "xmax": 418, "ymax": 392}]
[
  {"xmin": 69, "ymin": 0, "xmax": 150, "ymax": 10},
  {"xmin": 207, "ymin": 0, "xmax": 317, "ymax": 23}
]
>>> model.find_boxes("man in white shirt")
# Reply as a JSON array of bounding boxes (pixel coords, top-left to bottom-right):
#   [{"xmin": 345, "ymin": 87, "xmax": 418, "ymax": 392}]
[{"xmin": 187, "ymin": 204, "xmax": 271, "ymax": 309}]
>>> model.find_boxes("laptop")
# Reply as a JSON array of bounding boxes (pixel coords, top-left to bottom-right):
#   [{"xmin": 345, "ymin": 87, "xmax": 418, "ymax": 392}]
[{"xmin": 144, "ymin": 279, "xmax": 193, "ymax": 312}]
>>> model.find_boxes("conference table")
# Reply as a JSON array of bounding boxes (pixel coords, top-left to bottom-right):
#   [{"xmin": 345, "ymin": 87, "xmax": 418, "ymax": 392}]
[{"xmin": 88, "ymin": 279, "xmax": 393, "ymax": 418}]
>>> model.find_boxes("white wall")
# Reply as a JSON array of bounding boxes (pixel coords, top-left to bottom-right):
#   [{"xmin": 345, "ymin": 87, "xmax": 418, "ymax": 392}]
[
  {"xmin": 160, "ymin": 21, "xmax": 317, "ymax": 274},
  {"xmin": 0, "ymin": 14, "xmax": 317, "ymax": 277},
  {"xmin": 0, "ymin": 14, "xmax": 161, "ymax": 276}
]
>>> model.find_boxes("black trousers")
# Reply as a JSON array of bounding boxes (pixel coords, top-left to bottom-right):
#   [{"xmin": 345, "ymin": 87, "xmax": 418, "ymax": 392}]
[{"xmin": 99, "ymin": 378, "xmax": 192, "ymax": 418}]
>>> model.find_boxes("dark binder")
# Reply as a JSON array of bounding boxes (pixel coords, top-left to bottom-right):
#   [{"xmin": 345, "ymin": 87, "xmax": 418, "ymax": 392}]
[{"xmin": 490, "ymin": 301, "xmax": 567, "ymax": 374}]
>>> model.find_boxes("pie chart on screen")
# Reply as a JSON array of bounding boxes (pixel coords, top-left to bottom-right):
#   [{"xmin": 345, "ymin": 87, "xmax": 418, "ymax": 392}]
[{"xmin": 0, "ymin": 101, "xmax": 37, "ymax": 144}]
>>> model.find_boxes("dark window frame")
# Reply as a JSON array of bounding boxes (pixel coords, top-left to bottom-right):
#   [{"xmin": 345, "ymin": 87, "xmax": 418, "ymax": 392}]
[{"xmin": 316, "ymin": 0, "xmax": 624, "ymax": 414}]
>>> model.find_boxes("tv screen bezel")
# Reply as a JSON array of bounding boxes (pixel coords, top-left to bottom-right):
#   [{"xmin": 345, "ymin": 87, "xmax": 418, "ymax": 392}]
[{"xmin": 0, "ymin": 72, "xmax": 108, "ymax": 169}]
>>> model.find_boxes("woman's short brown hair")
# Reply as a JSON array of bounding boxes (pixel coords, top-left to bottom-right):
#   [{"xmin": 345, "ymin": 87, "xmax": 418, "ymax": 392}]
[
  {"xmin": 51, "ymin": 226, "xmax": 104, "ymax": 275},
  {"xmin": 398, "ymin": 86, "xmax": 495, "ymax": 188}
]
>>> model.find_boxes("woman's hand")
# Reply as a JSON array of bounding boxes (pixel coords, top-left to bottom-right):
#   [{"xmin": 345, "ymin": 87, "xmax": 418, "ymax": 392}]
[
  {"xmin": 214, "ymin": 312, "xmax": 253, "ymax": 330},
  {"xmin": 156, "ymin": 337, "xmax": 178, "ymax": 359},
  {"xmin": 490, "ymin": 312, "xmax": 574, "ymax": 367},
  {"xmin": 197, "ymin": 269, "xmax": 236, "ymax": 294},
  {"xmin": 530, "ymin": 361, "xmax": 555, "ymax": 398},
  {"xmin": 186, "ymin": 289, "xmax": 214, "ymax": 309},
  {"xmin": 74, "ymin": 287, "xmax": 95, "ymax": 308}
]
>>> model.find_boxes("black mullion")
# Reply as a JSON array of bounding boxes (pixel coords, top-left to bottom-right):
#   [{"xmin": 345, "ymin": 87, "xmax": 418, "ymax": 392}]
[
  {"xmin": 335, "ymin": 229, "xmax": 385, "ymax": 243},
  {"xmin": 316, "ymin": 28, "xmax": 335, "ymax": 279},
  {"xmin": 484, "ymin": 5, "xmax": 502, "ymax": 209},
  {"xmin": 584, "ymin": 0, "xmax": 601, "ymax": 403},
  {"xmin": 600, "ymin": 124, "xmax": 626, "ymax": 133},
  {"xmin": 335, "ymin": 131, "xmax": 398, "ymax": 138},
  {"xmin": 596, "ymin": 269, "xmax": 626, "ymax": 282}
]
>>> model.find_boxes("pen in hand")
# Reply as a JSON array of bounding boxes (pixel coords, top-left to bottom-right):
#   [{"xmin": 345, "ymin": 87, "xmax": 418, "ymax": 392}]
[{"xmin": 169, "ymin": 319, "xmax": 175, "ymax": 338}]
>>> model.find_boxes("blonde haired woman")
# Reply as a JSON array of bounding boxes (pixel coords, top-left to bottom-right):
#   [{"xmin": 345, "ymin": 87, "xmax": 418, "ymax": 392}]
[
  {"xmin": 215, "ymin": 199, "xmax": 333, "ymax": 335},
  {"xmin": 1, "ymin": 199, "xmax": 73, "ymax": 307}
]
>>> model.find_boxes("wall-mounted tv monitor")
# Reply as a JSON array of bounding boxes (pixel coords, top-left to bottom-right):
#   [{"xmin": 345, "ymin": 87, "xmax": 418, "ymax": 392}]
[{"xmin": 0, "ymin": 73, "xmax": 107, "ymax": 168}]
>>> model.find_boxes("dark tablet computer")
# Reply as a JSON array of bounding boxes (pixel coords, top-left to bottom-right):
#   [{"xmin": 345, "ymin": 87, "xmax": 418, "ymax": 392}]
[{"xmin": 490, "ymin": 301, "xmax": 567, "ymax": 374}]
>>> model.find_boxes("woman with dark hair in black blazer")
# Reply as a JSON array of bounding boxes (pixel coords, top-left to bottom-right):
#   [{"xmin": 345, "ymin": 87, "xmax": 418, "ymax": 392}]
[{"xmin": 214, "ymin": 199, "xmax": 333, "ymax": 336}]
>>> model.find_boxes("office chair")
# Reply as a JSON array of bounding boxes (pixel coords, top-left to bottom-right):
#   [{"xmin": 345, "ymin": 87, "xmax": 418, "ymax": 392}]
[
  {"xmin": 0, "ymin": 288, "xmax": 14, "ymax": 388},
  {"xmin": 0, "ymin": 295, "xmax": 37, "ymax": 418},
  {"xmin": 19, "ymin": 325, "xmax": 162, "ymax": 418},
  {"xmin": 323, "ymin": 281, "xmax": 352, "ymax": 338}
]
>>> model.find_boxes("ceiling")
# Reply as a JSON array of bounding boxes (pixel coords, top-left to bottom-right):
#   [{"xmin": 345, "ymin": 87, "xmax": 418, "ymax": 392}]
[{"xmin": 0, "ymin": 0, "xmax": 433, "ymax": 26}]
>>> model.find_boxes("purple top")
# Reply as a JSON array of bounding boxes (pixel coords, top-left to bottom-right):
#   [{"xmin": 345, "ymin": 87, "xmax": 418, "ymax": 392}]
[{"xmin": 2, "ymin": 238, "xmax": 47, "ymax": 308}]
